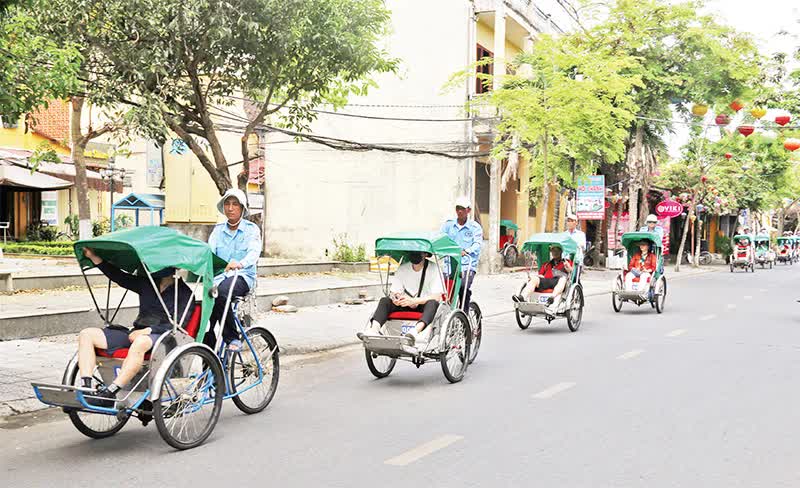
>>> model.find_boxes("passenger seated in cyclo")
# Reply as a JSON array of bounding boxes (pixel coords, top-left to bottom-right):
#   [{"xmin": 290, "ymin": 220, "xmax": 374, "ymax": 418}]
[
  {"xmin": 512, "ymin": 244, "xmax": 572, "ymax": 307},
  {"xmin": 361, "ymin": 251, "xmax": 444, "ymax": 349},
  {"xmin": 625, "ymin": 240, "xmax": 657, "ymax": 291},
  {"xmin": 736, "ymin": 238, "xmax": 751, "ymax": 257},
  {"xmin": 77, "ymin": 248, "xmax": 193, "ymax": 407}
]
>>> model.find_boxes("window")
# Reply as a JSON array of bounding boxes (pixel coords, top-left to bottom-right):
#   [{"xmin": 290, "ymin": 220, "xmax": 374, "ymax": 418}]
[
  {"xmin": 476, "ymin": 161, "xmax": 490, "ymax": 212},
  {"xmin": 476, "ymin": 45, "xmax": 493, "ymax": 94}
]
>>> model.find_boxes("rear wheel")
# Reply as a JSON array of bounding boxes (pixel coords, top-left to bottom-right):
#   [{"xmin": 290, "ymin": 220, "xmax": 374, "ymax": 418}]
[
  {"xmin": 612, "ymin": 276, "xmax": 623, "ymax": 313},
  {"xmin": 655, "ymin": 277, "xmax": 667, "ymax": 314},
  {"xmin": 440, "ymin": 311, "xmax": 470, "ymax": 383},
  {"xmin": 566, "ymin": 285, "xmax": 584, "ymax": 332},
  {"xmin": 230, "ymin": 327, "xmax": 280, "ymax": 414},
  {"xmin": 467, "ymin": 302, "xmax": 482, "ymax": 364},
  {"xmin": 153, "ymin": 345, "xmax": 224, "ymax": 450},
  {"xmin": 66, "ymin": 364, "xmax": 130, "ymax": 439},
  {"xmin": 503, "ymin": 246, "xmax": 518, "ymax": 267},
  {"xmin": 365, "ymin": 350, "xmax": 396, "ymax": 379}
]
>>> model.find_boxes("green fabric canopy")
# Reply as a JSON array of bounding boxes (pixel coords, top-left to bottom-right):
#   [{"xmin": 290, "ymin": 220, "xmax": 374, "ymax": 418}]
[
  {"xmin": 621, "ymin": 231, "xmax": 663, "ymax": 250},
  {"xmin": 521, "ymin": 232, "xmax": 581, "ymax": 268},
  {"xmin": 375, "ymin": 232, "xmax": 463, "ymax": 260},
  {"xmin": 733, "ymin": 234, "xmax": 753, "ymax": 244},
  {"xmin": 74, "ymin": 226, "xmax": 227, "ymax": 343},
  {"xmin": 500, "ymin": 219, "xmax": 518, "ymax": 231}
]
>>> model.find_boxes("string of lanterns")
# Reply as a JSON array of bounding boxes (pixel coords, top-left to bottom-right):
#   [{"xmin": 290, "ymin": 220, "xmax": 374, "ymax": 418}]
[{"xmin": 690, "ymin": 99, "xmax": 800, "ymax": 152}]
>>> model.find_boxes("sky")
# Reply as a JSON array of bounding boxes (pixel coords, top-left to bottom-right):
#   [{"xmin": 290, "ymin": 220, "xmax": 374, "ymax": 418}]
[{"xmin": 665, "ymin": 0, "xmax": 800, "ymax": 158}]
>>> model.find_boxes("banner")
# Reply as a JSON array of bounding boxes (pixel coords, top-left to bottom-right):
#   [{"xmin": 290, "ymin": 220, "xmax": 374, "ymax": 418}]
[
  {"xmin": 576, "ymin": 175, "xmax": 605, "ymax": 220},
  {"xmin": 146, "ymin": 142, "xmax": 164, "ymax": 187},
  {"xmin": 608, "ymin": 211, "xmax": 670, "ymax": 255},
  {"xmin": 40, "ymin": 191, "xmax": 58, "ymax": 226}
]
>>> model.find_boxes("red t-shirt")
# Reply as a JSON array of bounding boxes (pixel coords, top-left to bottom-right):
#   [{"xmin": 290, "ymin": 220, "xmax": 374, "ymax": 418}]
[
  {"xmin": 539, "ymin": 259, "xmax": 571, "ymax": 279},
  {"xmin": 629, "ymin": 252, "xmax": 657, "ymax": 273}
]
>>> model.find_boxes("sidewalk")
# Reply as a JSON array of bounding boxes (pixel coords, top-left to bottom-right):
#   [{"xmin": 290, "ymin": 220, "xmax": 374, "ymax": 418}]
[{"xmin": 0, "ymin": 266, "xmax": 714, "ymax": 417}]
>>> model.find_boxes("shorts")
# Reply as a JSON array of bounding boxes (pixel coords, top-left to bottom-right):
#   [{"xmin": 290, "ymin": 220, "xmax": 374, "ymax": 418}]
[
  {"xmin": 537, "ymin": 277, "xmax": 561, "ymax": 290},
  {"xmin": 102, "ymin": 326, "xmax": 165, "ymax": 353}
]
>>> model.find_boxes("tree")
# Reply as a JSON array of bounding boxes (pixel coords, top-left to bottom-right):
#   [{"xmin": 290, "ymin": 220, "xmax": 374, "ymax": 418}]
[
  {"xmin": 476, "ymin": 34, "xmax": 641, "ymax": 232},
  {"xmin": 74, "ymin": 0, "xmax": 396, "ymax": 196},
  {"xmin": 585, "ymin": 0, "xmax": 761, "ymax": 230}
]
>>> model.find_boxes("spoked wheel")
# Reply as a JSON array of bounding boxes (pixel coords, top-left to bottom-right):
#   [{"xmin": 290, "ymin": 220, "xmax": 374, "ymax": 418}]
[
  {"xmin": 153, "ymin": 345, "xmax": 224, "ymax": 450},
  {"xmin": 655, "ymin": 277, "xmax": 667, "ymax": 314},
  {"xmin": 440, "ymin": 311, "xmax": 471, "ymax": 383},
  {"xmin": 66, "ymin": 364, "xmax": 129, "ymax": 439},
  {"xmin": 365, "ymin": 350, "xmax": 396, "ymax": 378},
  {"xmin": 566, "ymin": 285, "xmax": 584, "ymax": 332},
  {"xmin": 467, "ymin": 302, "xmax": 482, "ymax": 364},
  {"xmin": 503, "ymin": 246, "xmax": 518, "ymax": 267},
  {"xmin": 515, "ymin": 283, "xmax": 532, "ymax": 330},
  {"xmin": 730, "ymin": 263, "xmax": 734, "ymax": 272},
  {"xmin": 612, "ymin": 276, "xmax": 623, "ymax": 313},
  {"xmin": 230, "ymin": 327, "xmax": 280, "ymax": 414}
]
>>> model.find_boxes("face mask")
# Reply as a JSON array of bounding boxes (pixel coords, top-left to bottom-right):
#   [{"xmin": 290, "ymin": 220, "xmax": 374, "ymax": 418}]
[{"xmin": 409, "ymin": 253, "xmax": 424, "ymax": 265}]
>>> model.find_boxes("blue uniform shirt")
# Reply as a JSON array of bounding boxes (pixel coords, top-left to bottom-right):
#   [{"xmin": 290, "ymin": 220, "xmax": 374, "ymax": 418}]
[
  {"xmin": 639, "ymin": 225, "xmax": 664, "ymax": 243},
  {"xmin": 208, "ymin": 219, "xmax": 262, "ymax": 289},
  {"xmin": 440, "ymin": 218, "xmax": 483, "ymax": 272}
]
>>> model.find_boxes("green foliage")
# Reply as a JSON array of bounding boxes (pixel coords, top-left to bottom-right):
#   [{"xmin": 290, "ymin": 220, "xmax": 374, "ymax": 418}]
[
  {"xmin": 28, "ymin": 141, "xmax": 63, "ymax": 172},
  {"xmin": 332, "ymin": 234, "xmax": 367, "ymax": 263},
  {"xmin": 92, "ymin": 217, "xmax": 110, "ymax": 237},
  {"xmin": 114, "ymin": 214, "xmax": 133, "ymax": 230},
  {"xmin": 64, "ymin": 214, "xmax": 79, "ymax": 238},
  {"xmin": 467, "ymin": 34, "xmax": 641, "ymax": 190},
  {"xmin": 715, "ymin": 235, "xmax": 732, "ymax": 257},
  {"xmin": 25, "ymin": 220, "xmax": 59, "ymax": 241},
  {"xmin": 3, "ymin": 241, "xmax": 73, "ymax": 255}
]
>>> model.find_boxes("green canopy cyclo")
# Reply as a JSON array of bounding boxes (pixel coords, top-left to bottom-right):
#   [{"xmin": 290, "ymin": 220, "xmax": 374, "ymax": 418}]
[
  {"xmin": 753, "ymin": 235, "xmax": 775, "ymax": 269},
  {"xmin": 611, "ymin": 232, "xmax": 667, "ymax": 313},
  {"xmin": 730, "ymin": 234, "xmax": 756, "ymax": 272},
  {"xmin": 32, "ymin": 226, "xmax": 280, "ymax": 450},
  {"xmin": 358, "ymin": 232, "xmax": 482, "ymax": 383}
]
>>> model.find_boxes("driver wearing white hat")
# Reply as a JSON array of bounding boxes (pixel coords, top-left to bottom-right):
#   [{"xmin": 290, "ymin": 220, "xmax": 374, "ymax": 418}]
[
  {"xmin": 440, "ymin": 196, "xmax": 483, "ymax": 310},
  {"xmin": 639, "ymin": 214, "xmax": 664, "ymax": 243},
  {"xmin": 565, "ymin": 213, "xmax": 586, "ymax": 251},
  {"xmin": 205, "ymin": 188, "xmax": 262, "ymax": 352}
]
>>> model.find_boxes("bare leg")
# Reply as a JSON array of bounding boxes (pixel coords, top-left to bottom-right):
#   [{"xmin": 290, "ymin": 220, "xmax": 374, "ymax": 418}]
[
  {"xmin": 551, "ymin": 277, "xmax": 568, "ymax": 301},
  {"xmin": 78, "ymin": 328, "xmax": 107, "ymax": 378},
  {"xmin": 523, "ymin": 276, "xmax": 541, "ymax": 301},
  {"xmin": 112, "ymin": 335, "xmax": 153, "ymax": 388},
  {"xmin": 624, "ymin": 272, "xmax": 635, "ymax": 290}
]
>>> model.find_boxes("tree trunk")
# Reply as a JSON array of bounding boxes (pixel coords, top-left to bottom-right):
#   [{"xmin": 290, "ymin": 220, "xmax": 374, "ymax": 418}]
[
  {"xmin": 693, "ymin": 215, "xmax": 702, "ymax": 267},
  {"xmin": 70, "ymin": 97, "xmax": 92, "ymax": 240},
  {"xmin": 539, "ymin": 136, "xmax": 549, "ymax": 233},
  {"xmin": 553, "ymin": 187, "xmax": 562, "ymax": 232},
  {"xmin": 674, "ymin": 196, "xmax": 695, "ymax": 272},
  {"xmin": 626, "ymin": 124, "xmax": 644, "ymax": 231}
]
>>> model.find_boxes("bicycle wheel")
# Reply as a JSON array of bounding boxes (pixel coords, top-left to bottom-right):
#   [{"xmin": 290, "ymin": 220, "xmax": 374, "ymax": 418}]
[
  {"xmin": 440, "ymin": 311, "xmax": 471, "ymax": 383},
  {"xmin": 566, "ymin": 285, "xmax": 584, "ymax": 332},
  {"xmin": 153, "ymin": 345, "xmax": 224, "ymax": 450},
  {"xmin": 66, "ymin": 364, "xmax": 129, "ymax": 439},
  {"xmin": 655, "ymin": 277, "xmax": 667, "ymax": 314},
  {"xmin": 612, "ymin": 276, "xmax": 623, "ymax": 313},
  {"xmin": 365, "ymin": 350, "xmax": 396, "ymax": 378},
  {"xmin": 230, "ymin": 327, "xmax": 280, "ymax": 414},
  {"xmin": 467, "ymin": 302, "xmax": 482, "ymax": 364}
]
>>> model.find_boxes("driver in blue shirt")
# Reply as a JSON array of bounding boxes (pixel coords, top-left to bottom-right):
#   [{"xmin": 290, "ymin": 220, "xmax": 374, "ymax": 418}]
[
  {"xmin": 440, "ymin": 196, "xmax": 483, "ymax": 310},
  {"xmin": 205, "ymin": 189, "xmax": 262, "ymax": 352}
]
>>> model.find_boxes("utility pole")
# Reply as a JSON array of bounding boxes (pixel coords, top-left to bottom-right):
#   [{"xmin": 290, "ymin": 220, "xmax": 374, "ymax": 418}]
[{"xmin": 487, "ymin": 0, "xmax": 506, "ymax": 274}]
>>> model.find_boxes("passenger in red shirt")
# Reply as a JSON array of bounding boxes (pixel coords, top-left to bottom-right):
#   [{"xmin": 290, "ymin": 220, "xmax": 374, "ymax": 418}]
[
  {"xmin": 513, "ymin": 244, "xmax": 573, "ymax": 306},
  {"xmin": 625, "ymin": 240, "xmax": 657, "ymax": 290}
]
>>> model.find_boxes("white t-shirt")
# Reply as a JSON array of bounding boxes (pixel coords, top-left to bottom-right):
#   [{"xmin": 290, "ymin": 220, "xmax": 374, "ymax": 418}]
[{"xmin": 390, "ymin": 260, "xmax": 445, "ymax": 298}]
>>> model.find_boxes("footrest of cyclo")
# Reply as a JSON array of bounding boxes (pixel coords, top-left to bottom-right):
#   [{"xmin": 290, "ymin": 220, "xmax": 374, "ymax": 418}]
[
  {"xmin": 31, "ymin": 383, "xmax": 109, "ymax": 411},
  {"xmin": 361, "ymin": 335, "xmax": 416, "ymax": 357}
]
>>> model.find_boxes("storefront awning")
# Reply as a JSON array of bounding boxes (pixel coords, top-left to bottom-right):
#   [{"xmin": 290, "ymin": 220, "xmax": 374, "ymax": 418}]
[{"xmin": 0, "ymin": 163, "xmax": 73, "ymax": 190}]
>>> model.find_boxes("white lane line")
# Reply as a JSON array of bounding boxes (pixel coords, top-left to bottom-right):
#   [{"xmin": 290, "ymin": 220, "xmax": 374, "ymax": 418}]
[
  {"xmin": 744, "ymin": 295, "xmax": 753, "ymax": 300},
  {"xmin": 699, "ymin": 314, "xmax": 716, "ymax": 321},
  {"xmin": 759, "ymin": 288, "xmax": 768, "ymax": 292},
  {"xmin": 617, "ymin": 349, "xmax": 645, "ymax": 360},
  {"xmin": 727, "ymin": 304, "xmax": 737, "ymax": 309},
  {"xmin": 385, "ymin": 435, "xmax": 464, "ymax": 466},
  {"xmin": 666, "ymin": 329, "xmax": 687, "ymax": 337},
  {"xmin": 532, "ymin": 382, "xmax": 576, "ymax": 399}
]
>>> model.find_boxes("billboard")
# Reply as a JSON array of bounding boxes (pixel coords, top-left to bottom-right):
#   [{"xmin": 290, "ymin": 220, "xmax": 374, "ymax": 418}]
[{"xmin": 576, "ymin": 175, "xmax": 605, "ymax": 220}]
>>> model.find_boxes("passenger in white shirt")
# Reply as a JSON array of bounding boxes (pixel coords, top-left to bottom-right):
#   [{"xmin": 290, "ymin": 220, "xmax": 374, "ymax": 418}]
[{"xmin": 360, "ymin": 252, "xmax": 444, "ymax": 348}]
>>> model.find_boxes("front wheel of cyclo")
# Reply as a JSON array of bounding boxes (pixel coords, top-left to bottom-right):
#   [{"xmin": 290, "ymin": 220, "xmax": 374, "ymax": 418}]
[
  {"xmin": 440, "ymin": 310, "xmax": 471, "ymax": 384},
  {"xmin": 65, "ymin": 362, "xmax": 130, "ymax": 439},
  {"xmin": 467, "ymin": 302, "xmax": 482, "ymax": 364},
  {"xmin": 566, "ymin": 285, "xmax": 584, "ymax": 332},
  {"xmin": 153, "ymin": 344, "xmax": 224, "ymax": 450},
  {"xmin": 230, "ymin": 327, "xmax": 280, "ymax": 414},
  {"xmin": 365, "ymin": 350, "xmax": 396, "ymax": 379}
]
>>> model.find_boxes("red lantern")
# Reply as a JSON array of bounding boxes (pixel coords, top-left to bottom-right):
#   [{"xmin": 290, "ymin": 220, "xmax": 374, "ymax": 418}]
[
  {"xmin": 730, "ymin": 100, "xmax": 744, "ymax": 112},
  {"xmin": 724, "ymin": 153, "xmax": 733, "ymax": 159},
  {"xmin": 715, "ymin": 114, "xmax": 730, "ymax": 125},
  {"xmin": 775, "ymin": 115, "xmax": 791, "ymax": 126},
  {"xmin": 784, "ymin": 138, "xmax": 800, "ymax": 152},
  {"xmin": 738, "ymin": 125, "xmax": 755, "ymax": 137},
  {"xmin": 701, "ymin": 175, "xmax": 708, "ymax": 184}
]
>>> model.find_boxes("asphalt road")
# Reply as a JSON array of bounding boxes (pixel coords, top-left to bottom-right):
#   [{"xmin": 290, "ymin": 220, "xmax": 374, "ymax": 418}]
[{"xmin": 3, "ymin": 265, "xmax": 799, "ymax": 487}]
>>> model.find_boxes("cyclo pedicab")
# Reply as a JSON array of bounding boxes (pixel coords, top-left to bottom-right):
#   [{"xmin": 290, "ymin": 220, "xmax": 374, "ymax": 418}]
[
  {"xmin": 31, "ymin": 227, "xmax": 280, "ymax": 450},
  {"xmin": 729, "ymin": 234, "xmax": 756, "ymax": 272},
  {"xmin": 513, "ymin": 232, "xmax": 585, "ymax": 332},
  {"xmin": 611, "ymin": 232, "xmax": 667, "ymax": 313},
  {"xmin": 792, "ymin": 236, "xmax": 800, "ymax": 264},
  {"xmin": 754, "ymin": 235, "xmax": 775, "ymax": 269},
  {"xmin": 776, "ymin": 236, "xmax": 793, "ymax": 265},
  {"xmin": 500, "ymin": 219, "xmax": 520, "ymax": 267},
  {"xmin": 357, "ymin": 232, "xmax": 482, "ymax": 383}
]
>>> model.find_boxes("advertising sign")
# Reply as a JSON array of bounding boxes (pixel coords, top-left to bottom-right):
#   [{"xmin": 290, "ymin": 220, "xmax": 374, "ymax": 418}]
[
  {"xmin": 576, "ymin": 175, "xmax": 605, "ymax": 220},
  {"xmin": 40, "ymin": 191, "xmax": 58, "ymax": 225},
  {"xmin": 146, "ymin": 142, "xmax": 164, "ymax": 187},
  {"xmin": 656, "ymin": 199, "xmax": 683, "ymax": 219}
]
